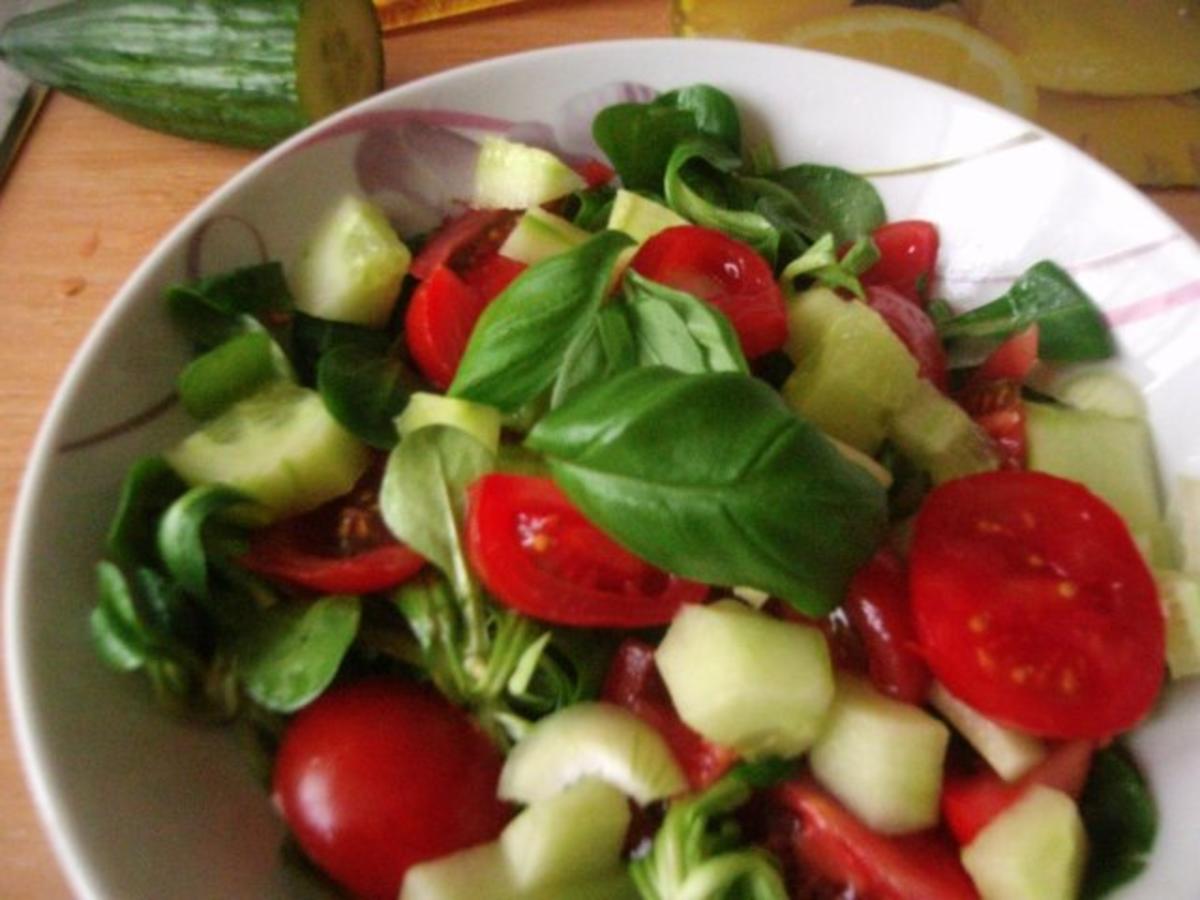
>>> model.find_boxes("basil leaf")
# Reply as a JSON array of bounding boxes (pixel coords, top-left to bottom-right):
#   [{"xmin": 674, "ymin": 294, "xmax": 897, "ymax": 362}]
[
  {"xmin": 768, "ymin": 164, "xmax": 887, "ymax": 245},
  {"xmin": 106, "ymin": 456, "xmax": 187, "ymax": 569},
  {"xmin": 236, "ymin": 595, "xmax": 361, "ymax": 713},
  {"xmin": 622, "ymin": 269, "xmax": 749, "ymax": 374},
  {"xmin": 527, "ymin": 367, "xmax": 887, "ymax": 614},
  {"xmin": 317, "ymin": 342, "xmax": 420, "ymax": 449},
  {"xmin": 664, "ymin": 137, "xmax": 780, "ymax": 264},
  {"xmin": 157, "ymin": 485, "xmax": 253, "ymax": 598},
  {"xmin": 178, "ymin": 330, "xmax": 294, "ymax": 420},
  {"xmin": 550, "ymin": 303, "xmax": 638, "ymax": 410},
  {"xmin": 448, "ymin": 230, "xmax": 634, "ymax": 413},
  {"xmin": 1080, "ymin": 744, "xmax": 1157, "ymax": 899},
  {"xmin": 379, "ymin": 425, "xmax": 495, "ymax": 600},
  {"xmin": 940, "ymin": 261, "xmax": 1116, "ymax": 361}
]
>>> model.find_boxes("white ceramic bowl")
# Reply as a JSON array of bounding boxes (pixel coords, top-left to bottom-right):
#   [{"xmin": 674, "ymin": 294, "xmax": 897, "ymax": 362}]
[{"xmin": 8, "ymin": 39, "xmax": 1200, "ymax": 899}]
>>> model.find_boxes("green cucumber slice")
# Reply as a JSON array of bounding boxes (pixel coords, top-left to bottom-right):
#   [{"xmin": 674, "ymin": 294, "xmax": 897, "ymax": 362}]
[
  {"xmin": 929, "ymin": 682, "xmax": 1045, "ymax": 782},
  {"xmin": 499, "ymin": 778, "xmax": 631, "ymax": 889},
  {"xmin": 656, "ymin": 600, "xmax": 835, "ymax": 759},
  {"xmin": 1029, "ymin": 367, "xmax": 1147, "ymax": 419},
  {"xmin": 607, "ymin": 189, "xmax": 687, "ymax": 244},
  {"xmin": 165, "ymin": 381, "xmax": 369, "ymax": 520},
  {"xmin": 498, "ymin": 207, "xmax": 590, "ymax": 265},
  {"xmin": 888, "ymin": 379, "xmax": 999, "ymax": 484},
  {"xmin": 395, "ymin": 392, "xmax": 501, "ymax": 454},
  {"xmin": 498, "ymin": 702, "xmax": 686, "ymax": 806},
  {"xmin": 473, "ymin": 137, "xmax": 586, "ymax": 210},
  {"xmin": 1159, "ymin": 569, "xmax": 1200, "ymax": 679},
  {"xmin": 294, "ymin": 0, "xmax": 384, "ymax": 123},
  {"xmin": 291, "ymin": 195, "xmax": 411, "ymax": 328},
  {"xmin": 961, "ymin": 786, "xmax": 1087, "ymax": 900},
  {"xmin": 809, "ymin": 675, "xmax": 949, "ymax": 834}
]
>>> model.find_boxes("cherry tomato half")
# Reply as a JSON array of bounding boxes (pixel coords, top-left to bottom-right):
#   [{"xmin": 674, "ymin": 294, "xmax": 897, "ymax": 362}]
[
  {"xmin": 860, "ymin": 219, "xmax": 940, "ymax": 307},
  {"xmin": 910, "ymin": 471, "xmax": 1165, "ymax": 739},
  {"xmin": 602, "ymin": 639, "xmax": 737, "ymax": 790},
  {"xmin": 405, "ymin": 265, "xmax": 489, "ymax": 391},
  {"xmin": 409, "ymin": 208, "xmax": 518, "ymax": 280},
  {"xmin": 958, "ymin": 378, "xmax": 1027, "ymax": 470},
  {"xmin": 865, "ymin": 284, "xmax": 948, "ymax": 391},
  {"xmin": 241, "ymin": 465, "xmax": 425, "ymax": 594},
  {"xmin": 630, "ymin": 225, "xmax": 788, "ymax": 359},
  {"xmin": 466, "ymin": 473, "xmax": 709, "ymax": 627},
  {"xmin": 272, "ymin": 678, "xmax": 511, "ymax": 900}
]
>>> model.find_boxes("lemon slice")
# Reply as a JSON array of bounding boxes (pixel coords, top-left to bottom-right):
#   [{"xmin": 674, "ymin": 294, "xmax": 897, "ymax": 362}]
[
  {"xmin": 671, "ymin": 0, "xmax": 853, "ymax": 39},
  {"xmin": 781, "ymin": 8, "xmax": 1038, "ymax": 118},
  {"xmin": 971, "ymin": 0, "xmax": 1200, "ymax": 97}
]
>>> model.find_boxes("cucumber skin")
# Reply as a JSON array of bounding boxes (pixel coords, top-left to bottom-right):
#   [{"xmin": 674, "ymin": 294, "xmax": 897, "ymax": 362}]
[{"xmin": 0, "ymin": 0, "xmax": 381, "ymax": 148}]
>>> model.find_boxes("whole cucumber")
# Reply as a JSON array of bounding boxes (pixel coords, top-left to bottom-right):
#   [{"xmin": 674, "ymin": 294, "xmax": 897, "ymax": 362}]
[{"xmin": 0, "ymin": 0, "xmax": 384, "ymax": 148}]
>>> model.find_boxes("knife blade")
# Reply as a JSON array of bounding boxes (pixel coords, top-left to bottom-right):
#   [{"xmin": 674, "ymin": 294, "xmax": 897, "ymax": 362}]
[{"xmin": 0, "ymin": 0, "xmax": 59, "ymax": 188}]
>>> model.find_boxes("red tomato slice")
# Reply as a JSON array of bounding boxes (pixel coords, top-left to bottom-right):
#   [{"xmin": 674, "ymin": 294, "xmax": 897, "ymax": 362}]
[
  {"xmin": 272, "ymin": 678, "xmax": 511, "ymax": 900},
  {"xmin": 602, "ymin": 639, "xmax": 737, "ymax": 790},
  {"xmin": 410, "ymin": 208, "xmax": 518, "ymax": 280},
  {"xmin": 861, "ymin": 219, "xmax": 940, "ymax": 306},
  {"xmin": 843, "ymin": 549, "xmax": 931, "ymax": 705},
  {"xmin": 465, "ymin": 473, "xmax": 708, "ymax": 627},
  {"xmin": 462, "ymin": 251, "xmax": 525, "ymax": 302},
  {"xmin": 629, "ymin": 225, "xmax": 788, "ymax": 359},
  {"xmin": 574, "ymin": 156, "xmax": 616, "ymax": 188},
  {"xmin": 405, "ymin": 265, "xmax": 488, "ymax": 391},
  {"xmin": 241, "ymin": 465, "xmax": 425, "ymax": 594},
  {"xmin": 765, "ymin": 779, "xmax": 978, "ymax": 900},
  {"xmin": 866, "ymin": 284, "xmax": 948, "ymax": 390},
  {"xmin": 910, "ymin": 471, "xmax": 1165, "ymax": 739},
  {"xmin": 958, "ymin": 378, "xmax": 1027, "ymax": 470},
  {"xmin": 941, "ymin": 739, "xmax": 1093, "ymax": 846},
  {"xmin": 975, "ymin": 325, "xmax": 1039, "ymax": 384}
]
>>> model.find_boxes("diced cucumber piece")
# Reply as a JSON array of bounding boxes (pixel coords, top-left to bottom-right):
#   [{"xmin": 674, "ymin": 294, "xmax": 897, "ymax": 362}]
[
  {"xmin": 1025, "ymin": 401, "xmax": 1162, "ymax": 534},
  {"xmin": 165, "ymin": 381, "xmax": 369, "ymax": 520},
  {"xmin": 930, "ymin": 682, "xmax": 1045, "ymax": 782},
  {"xmin": 607, "ymin": 189, "xmax": 687, "ymax": 244},
  {"xmin": 1159, "ymin": 569, "xmax": 1200, "ymax": 679},
  {"xmin": 498, "ymin": 207, "xmax": 589, "ymax": 265},
  {"xmin": 473, "ymin": 136, "xmax": 586, "ymax": 210},
  {"xmin": 809, "ymin": 675, "xmax": 949, "ymax": 834},
  {"xmin": 395, "ymin": 392, "xmax": 501, "ymax": 454},
  {"xmin": 1181, "ymin": 475, "xmax": 1200, "ymax": 573},
  {"xmin": 291, "ymin": 194, "xmax": 410, "ymax": 328},
  {"xmin": 783, "ymin": 290, "xmax": 920, "ymax": 452},
  {"xmin": 1030, "ymin": 367, "xmax": 1147, "ymax": 419},
  {"xmin": 888, "ymin": 379, "xmax": 999, "ymax": 484},
  {"xmin": 499, "ymin": 702, "xmax": 686, "ymax": 806},
  {"xmin": 961, "ymin": 786, "xmax": 1087, "ymax": 900},
  {"xmin": 656, "ymin": 600, "xmax": 835, "ymax": 759},
  {"xmin": 500, "ymin": 778, "xmax": 631, "ymax": 890}
]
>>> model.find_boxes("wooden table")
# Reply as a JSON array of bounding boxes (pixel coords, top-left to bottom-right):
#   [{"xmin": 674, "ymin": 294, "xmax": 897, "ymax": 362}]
[{"xmin": 0, "ymin": 0, "xmax": 1195, "ymax": 896}]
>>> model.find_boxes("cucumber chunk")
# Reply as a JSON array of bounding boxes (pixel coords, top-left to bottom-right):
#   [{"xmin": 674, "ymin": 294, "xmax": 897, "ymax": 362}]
[
  {"xmin": 294, "ymin": 0, "xmax": 384, "ymax": 123},
  {"xmin": 500, "ymin": 778, "xmax": 631, "ymax": 890},
  {"xmin": 1159, "ymin": 569, "xmax": 1200, "ymax": 679},
  {"xmin": 1025, "ymin": 401, "xmax": 1162, "ymax": 534},
  {"xmin": 783, "ymin": 289, "xmax": 920, "ymax": 453},
  {"xmin": 165, "ymin": 381, "xmax": 369, "ymax": 520},
  {"xmin": 888, "ymin": 379, "xmax": 999, "ymax": 484},
  {"xmin": 498, "ymin": 207, "xmax": 589, "ymax": 265},
  {"xmin": 291, "ymin": 195, "xmax": 410, "ymax": 328},
  {"xmin": 499, "ymin": 702, "xmax": 686, "ymax": 806},
  {"xmin": 961, "ymin": 786, "xmax": 1087, "ymax": 900},
  {"xmin": 395, "ymin": 392, "xmax": 502, "ymax": 454},
  {"xmin": 929, "ymin": 682, "xmax": 1045, "ymax": 782},
  {"xmin": 473, "ymin": 137, "xmax": 586, "ymax": 210},
  {"xmin": 607, "ymin": 189, "xmax": 687, "ymax": 244},
  {"xmin": 1029, "ymin": 367, "xmax": 1147, "ymax": 419},
  {"xmin": 656, "ymin": 600, "xmax": 835, "ymax": 758},
  {"xmin": 809, "ymin": 675, "xmax": 949, "ymax": 834}
]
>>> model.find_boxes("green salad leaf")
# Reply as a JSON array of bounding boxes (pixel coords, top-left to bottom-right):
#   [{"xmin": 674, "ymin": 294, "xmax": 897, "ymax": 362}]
[
  {"xmin": 1080, "ymin": 744, "xmax": 1157, "ymax": 899},
  {"xmin": 768, "ymin": 163, "xmax": 888, "ymax": 246},
  {"xmin": 527, "ymin": 367, "xmax": 887, "ymax": 614},
  {"xmin": 317, "ymin": 342, "xmax": 421, "ymax": 449},
  {"xmin": 105, "ymin": 456, "xmax": 187, "ymax": 569},
  {"xmin": 167, "ymin": 262, "xmax": 293, "ymax": 351},
  {"xmin": 178, "ymin": 330, "xmax": 295, "ymax": 420}
]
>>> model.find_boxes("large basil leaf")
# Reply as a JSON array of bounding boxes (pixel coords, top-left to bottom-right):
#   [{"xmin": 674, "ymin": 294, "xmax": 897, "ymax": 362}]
[
  {"xmin": 317, "ymin": 342, "xmax": 421, "ymax": 449},
  {"xmin": 939, "ymin": 261, "xmax": 1115, "ymax": 361},
  {"xmin": 1080, "ymin": 744, "xmax": 1157, "ymax": 899},
  {"xmin": 768, "ymin": 164, "xmax": 887, "ymax": 246},
  {"xmin": 236, "ymin": 595, "xmax": 361, "ymax": 713},
  {"xmin": 622, "ymin": 270, "xmax": 749, "ymax": 374},
  {"xmin": 593, "ymin": 84, "xmax": 741, "ymax": 192},
  {"xmin": 379, "ymin": 425, "xmax": 495, "ymax": 600},
  {"xmin": 527, "ymin": 367, "xmax": 887, "ymax": 614},
  {"xmin": 664, "ymin": 138, "xmax": 780, "ymax": 264},
  {"xmin": 448, "ymin": 230, "xmax": 634, "ymax": 413},
  {"xmin": 550, "ymin": 303, "xmax": 638, "ymax": 410}
]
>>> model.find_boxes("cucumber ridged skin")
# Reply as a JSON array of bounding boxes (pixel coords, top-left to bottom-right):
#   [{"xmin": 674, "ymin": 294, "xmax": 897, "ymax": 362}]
[{"xmin": 0, "ymin": 0, "xmax": 382, "ymax": 149}]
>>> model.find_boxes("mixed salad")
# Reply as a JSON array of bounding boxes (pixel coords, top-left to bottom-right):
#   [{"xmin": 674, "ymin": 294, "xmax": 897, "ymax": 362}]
[{"xmin": 91, "ymin": 84, "xmax": 1198, "ymax": 900}]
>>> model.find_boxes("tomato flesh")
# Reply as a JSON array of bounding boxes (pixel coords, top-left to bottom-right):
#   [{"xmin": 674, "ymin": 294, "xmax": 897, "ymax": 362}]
[
  {"xmin": 410, "ymin": 208, "xmax": 517, "ymax": 280},
  {"xmin": 405, "ymin": 265, "xmax": 488, "ymax": 391},
  {"xmin": 466, "ymin": 473, "xmax": 708, "ymax": 627},
  {"xmin": 959, "ymin": 378, "xmax": 1027, "ymax": 470},
  {"xmin": 630, "ymin": 224, "xmax": 789, "ymax": 359},
  {"xmin": 272, "ymin": 678, "xmax": 511, "ymax": 900},
  {"xmin": 602, "ymin": 639, "xmax": 737, "ymax": 790},
  {"xmin": 861, "ymin": 219, "xmax": 940, "ymax": 306},
  {"xmin": 910, "ymin": 471, "xmax": 1164, "ymax": 739}
]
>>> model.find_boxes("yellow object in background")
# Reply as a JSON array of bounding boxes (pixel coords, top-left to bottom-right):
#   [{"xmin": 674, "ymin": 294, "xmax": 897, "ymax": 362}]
[
  {"xmin": 673, "ymin": 0, "xmax": 1200, "ymax": 187},
  {"xmin": 373, "ymin": 0, "xmax": 524, "ymax": 31}
]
